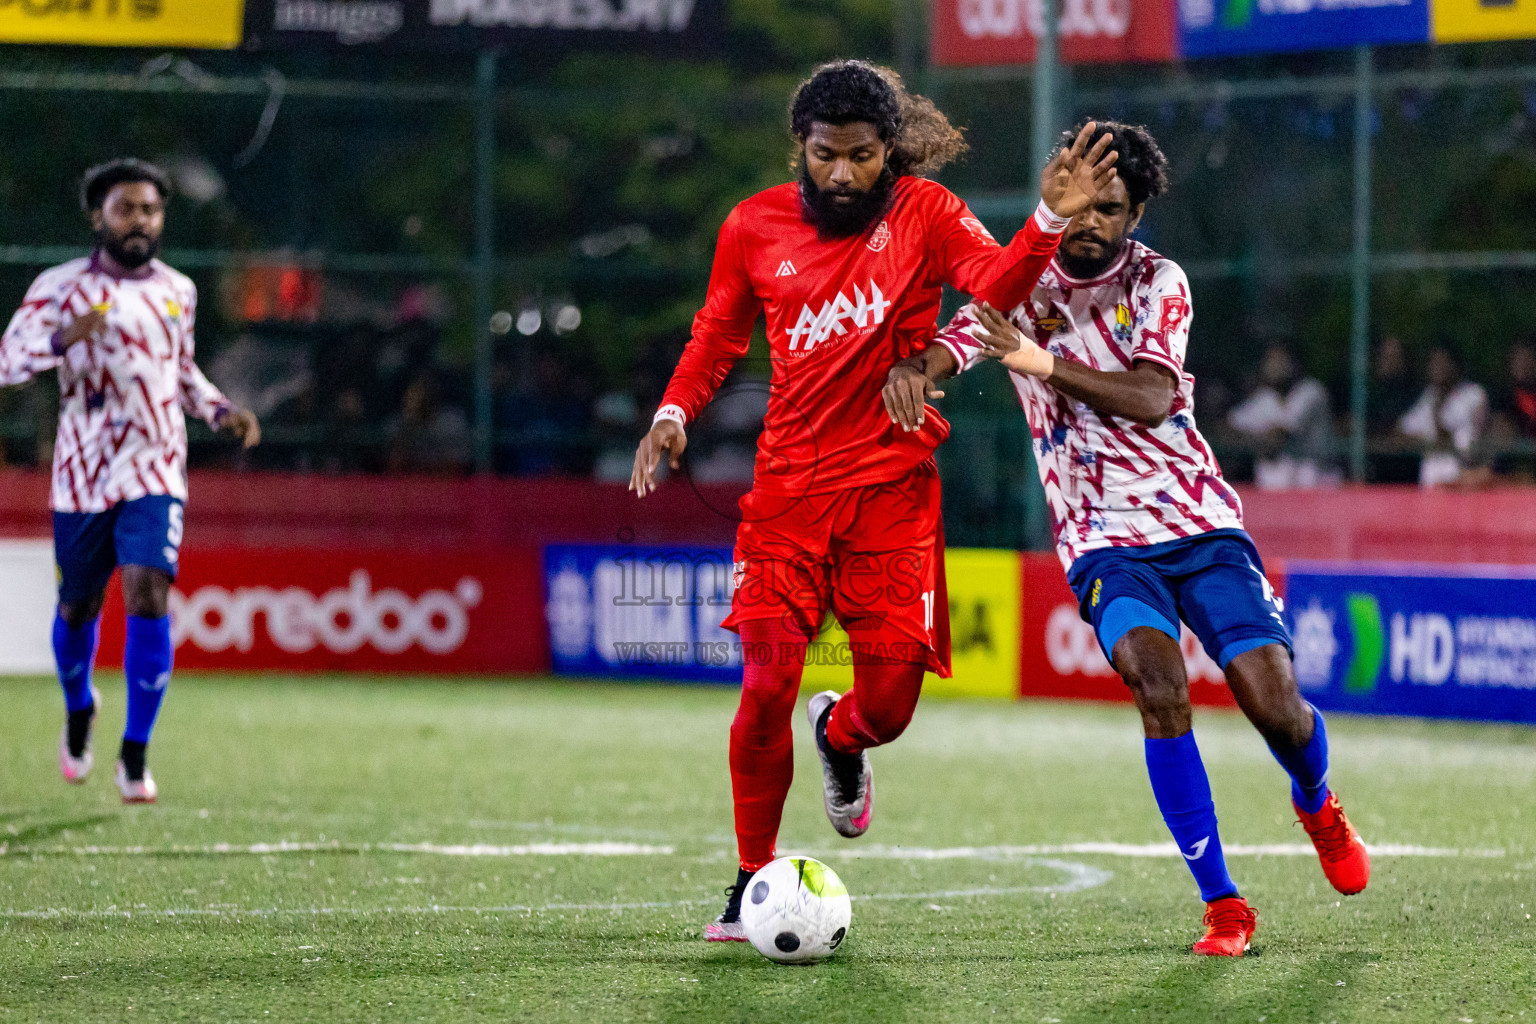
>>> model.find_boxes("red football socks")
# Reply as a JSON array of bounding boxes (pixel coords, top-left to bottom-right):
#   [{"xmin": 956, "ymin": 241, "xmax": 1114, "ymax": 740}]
[
  {"xmin": 826, "ymin": 656, "xmax": 925, "ymax": 755},
  {"xmin": 730, "ymin": 618, "xmax": 807, "ymax": 871}
]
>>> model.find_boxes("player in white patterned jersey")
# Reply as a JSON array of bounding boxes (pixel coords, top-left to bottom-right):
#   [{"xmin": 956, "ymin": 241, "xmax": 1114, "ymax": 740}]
[
  {"xmin": 0, "ymin": 160, "xmax": 259, "ymax": 803},
  {"xmin": 886, "ymin": 121, "xmax": 1369, "ymax": 956}
]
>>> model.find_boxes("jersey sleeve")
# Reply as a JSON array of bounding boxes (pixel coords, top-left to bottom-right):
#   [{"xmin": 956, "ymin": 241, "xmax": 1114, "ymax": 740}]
[
  {"xmin": 1131, "ymin": 261, "xmax": 1193, "ymax": 376},
  {"xmin": 0, "ymin": 271, "xmax": 67, "ymax": 386},
  {"xmin": 926, "ymin": 185, "xmax": 1067, "ymax": 312},
  {"xmin": 931, "ymin": 302, "xmax": 989, "ymax": 375},
  {"xmin": 657, "ymin": 207, "xmax": 761, "ymax": 425},
  {"xmin": 176, "ymin": 284, "xmax": 233, "ymax": 427}
]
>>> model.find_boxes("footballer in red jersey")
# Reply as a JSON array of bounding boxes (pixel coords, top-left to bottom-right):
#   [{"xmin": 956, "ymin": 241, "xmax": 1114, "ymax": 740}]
[{"xmin": 629, "ymin": 60, "xmax": 1119, "ymax": 941}]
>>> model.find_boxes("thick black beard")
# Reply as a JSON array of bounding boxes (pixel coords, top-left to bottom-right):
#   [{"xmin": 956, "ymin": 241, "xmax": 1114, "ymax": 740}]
[
  {"xmin": 1057, "ymin": 237, "xmax": 1126, "ymax": 281},
  {"xmin": 798, "ymin": 164, "xmax": 897, "ymax": 240},
  {"xmin": 98, "ymin": 229, "xmax": 159, "ymax": 270}
]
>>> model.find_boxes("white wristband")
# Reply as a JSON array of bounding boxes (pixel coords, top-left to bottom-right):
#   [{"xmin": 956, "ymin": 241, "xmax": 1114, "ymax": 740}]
[
  {"xmin": 1033, "ymin": 200, "xmax": 1071, "ymax": 234},
  {"xmin": 653, "ymin": 404, "xmax": 686, "ymax": 428}
]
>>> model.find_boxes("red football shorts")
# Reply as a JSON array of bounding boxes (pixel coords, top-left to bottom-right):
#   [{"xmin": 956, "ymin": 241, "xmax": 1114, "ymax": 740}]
[{"xmin": 720, "ymin": 458, "xmax": 951, "ymax": 677}]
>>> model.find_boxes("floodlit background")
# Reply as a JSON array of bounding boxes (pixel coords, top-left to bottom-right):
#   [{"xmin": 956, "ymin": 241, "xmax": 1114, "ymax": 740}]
[{"xmin": 0, "ymin": 3, "xmax": 1533, "ymax": 1022}]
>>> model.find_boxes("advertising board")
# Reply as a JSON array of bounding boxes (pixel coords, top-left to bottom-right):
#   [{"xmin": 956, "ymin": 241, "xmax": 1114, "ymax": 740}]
[{"xmin": 1286, "ymin": 563, "xmax": 1536, "ymax": 723}]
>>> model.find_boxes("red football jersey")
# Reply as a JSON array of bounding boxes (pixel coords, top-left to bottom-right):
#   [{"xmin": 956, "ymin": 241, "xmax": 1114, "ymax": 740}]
[{"xmin": 659, "ymin": 176, "xmax": 1066, "ymax": 496}]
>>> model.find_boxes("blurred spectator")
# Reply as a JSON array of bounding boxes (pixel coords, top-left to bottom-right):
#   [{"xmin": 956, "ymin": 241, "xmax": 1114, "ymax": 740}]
[
  {"xmin": 1398, "ymin": 346, "xmax": 1488, "ymax": 488},
  {"xmin": 499, "ymin": 351, "xmax": 593, "ymax": 476},
  {"xmin": 1226, "ymin": 343, "xmax": 1340, "ymax": 489},
  {"xmin": 386, "ymin": 373, "xmax": 471, "ymax": 476},
  {"xmin": 1496, "ymin": 341, "xmax": 1536, "ymax": 439},
  {"xmin": 1367, "ymin": 334, "xmax": 1422, "ymax": 484},
  {"xmin": 1368, "ymin": 335, "xmax": 1421, "ymax": 435}
]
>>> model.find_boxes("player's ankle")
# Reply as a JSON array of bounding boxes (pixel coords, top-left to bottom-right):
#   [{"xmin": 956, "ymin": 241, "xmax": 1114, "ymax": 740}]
[{"xmin": 119, "ymin": 739, "xmax": 147, "ymax": 781}]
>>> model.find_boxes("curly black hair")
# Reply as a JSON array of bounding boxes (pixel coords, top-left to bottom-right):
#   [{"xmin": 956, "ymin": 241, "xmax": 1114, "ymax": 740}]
[
  {"xmin": 790, "ymin": 60, "xmax": 967, "ymax": 178},
  {"xmin": 80, "ymin": 158, "xmax": 171, "ymax": 213},
  {"xmin": 1059, "ymin": 120, "xmax": 1169, "ymax": 208}
]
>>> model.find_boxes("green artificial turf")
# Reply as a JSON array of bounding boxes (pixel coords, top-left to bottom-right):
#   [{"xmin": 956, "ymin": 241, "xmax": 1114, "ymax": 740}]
[{"xmin": 1, "ymin": 675, "xmax": 1532, "ymax": 1023}]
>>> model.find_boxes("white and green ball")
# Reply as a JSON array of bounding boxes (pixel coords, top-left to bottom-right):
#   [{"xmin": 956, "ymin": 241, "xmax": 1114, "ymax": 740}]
[{"xmin": 740, "ymin": 856, "xmax": 852, "ymax": 964}]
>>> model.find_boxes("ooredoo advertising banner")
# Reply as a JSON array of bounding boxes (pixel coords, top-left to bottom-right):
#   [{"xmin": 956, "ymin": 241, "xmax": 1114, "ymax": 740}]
[
  {"xmin": 931, "ymin": 0, "xmax": 1180, "ymax": 66},
  {"xmin": 98, "ymin": 547, "xmax": 546, "ymax": 674},
  {"xmin": 1285, "ymin": 563, "xmax": 1536, "ymax": 723},
  {"xmin": 1017, "ymin": 553, "xmax": 1239, "ymax": 707}
]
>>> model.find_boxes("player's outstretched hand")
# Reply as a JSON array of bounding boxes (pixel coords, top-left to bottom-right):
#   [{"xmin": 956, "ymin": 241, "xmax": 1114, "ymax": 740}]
[
  {"xmin": 1040, "ymin": 121, "xmax": 1118, "ymax": 221},
  {"xmin": 222, "ymin": 408, "xmax": 262, "ymax": 448},
  {"xmin": 56, "ymin": 308, "xmax": 109, "ymax": 351},
  {"xmin": 883, "ymin": 358, "xmax": 944, "ymax": 432},
  {"xmin": 630, "ymin": 419, "xmax": 687, "ymax": 498},
  {"xmin": 971, "ymin": 304, "xmax": 1055, "ymax": 379}
]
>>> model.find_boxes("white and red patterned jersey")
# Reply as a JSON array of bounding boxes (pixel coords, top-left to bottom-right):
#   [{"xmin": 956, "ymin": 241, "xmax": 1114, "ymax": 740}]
[
  {"xmin": 0, "ymin": 254, "xmax": 231, "ymax": 513},
  {"xmin": 934, "ymin": 241, "xmax": 1244, "ymax": 570}
]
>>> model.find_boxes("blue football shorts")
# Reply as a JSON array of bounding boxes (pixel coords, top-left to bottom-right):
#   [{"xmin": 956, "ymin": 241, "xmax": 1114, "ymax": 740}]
[
  {"xmin": 53, "ymin": 495, "xmax": 184, "ymax": 604},
  {"xmin": 1065, "ymin": 528, "xmax": 1291, "ymax": 672}
]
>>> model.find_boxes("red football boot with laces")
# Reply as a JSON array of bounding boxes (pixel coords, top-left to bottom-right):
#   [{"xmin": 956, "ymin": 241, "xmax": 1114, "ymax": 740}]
[
  {"xmin": 1192, "ymin": 896, "xmax": 1257, "ymax": 956},
  {"xmin": 1295, "ymin": 791, "xmax": 1370, "ymax": 895}
]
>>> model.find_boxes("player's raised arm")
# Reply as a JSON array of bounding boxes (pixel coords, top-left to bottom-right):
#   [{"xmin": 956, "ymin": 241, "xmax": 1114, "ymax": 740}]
[
  {"xmin": 932, "ymin": 122, "xmax": 1118, "ymax": 312},
  {"xmin": 631, "ymin": 208, "xmax": 760, "ymax": 497}
]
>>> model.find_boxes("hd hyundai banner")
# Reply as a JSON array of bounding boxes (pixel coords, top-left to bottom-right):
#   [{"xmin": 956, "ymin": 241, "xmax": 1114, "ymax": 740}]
[
  {"xmin": 1284, "ymin": 563, "xmax": 1536, "ymax": 724},
  {"xmin": 929, "ymin": 0, "xmax": 1528, "ymax": 66}
]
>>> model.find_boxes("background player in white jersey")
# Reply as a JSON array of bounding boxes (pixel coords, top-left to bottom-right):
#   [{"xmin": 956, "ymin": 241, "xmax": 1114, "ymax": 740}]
[
  {"xmin": 884, "ymin": 122, "xmax": 1370, "ymax": 957},
  {"xmin": 0, "ymin": 159, "xmax": 259, "ymax": 803}
]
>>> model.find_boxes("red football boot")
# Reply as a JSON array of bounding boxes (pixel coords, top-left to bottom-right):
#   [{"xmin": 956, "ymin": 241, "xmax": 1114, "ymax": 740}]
[
  {"xmin": 1295, "ymin": 791, "xmax": 1370, "ymax": 895},
  {"xmin": 1192, "ymin": 896, "xmax": 1257, "ymax": 957}
]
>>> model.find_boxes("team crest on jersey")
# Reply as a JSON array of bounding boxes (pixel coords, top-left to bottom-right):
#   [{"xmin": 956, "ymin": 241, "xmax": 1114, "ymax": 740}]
[
  {"xmin": 867, "ymin": 220, "xmax": 891, "ymax": 252},
  {"xmin": 165, "ymin": 299, "xmax": 182, "ymax": 322},
  {"xmin": 1035, "ymin": 301, "xmax": 1067, "ymax": 335},
  {"xmin": 1160, "ymin": 295, "xmax": 1190, "ymax": 334}
]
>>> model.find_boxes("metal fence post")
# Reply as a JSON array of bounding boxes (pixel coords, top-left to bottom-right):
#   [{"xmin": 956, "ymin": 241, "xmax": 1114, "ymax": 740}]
[
  {"xmin": 1349, "ymin": 44, "xmax": 1374, "ymax": 482},
  {"xmin": 1021, "ymin": 0, "xmax": 1059, "ymax": 551},
  {"xmin": 473, "ymin": 49, "xmax": 499, "ymax": 475}
]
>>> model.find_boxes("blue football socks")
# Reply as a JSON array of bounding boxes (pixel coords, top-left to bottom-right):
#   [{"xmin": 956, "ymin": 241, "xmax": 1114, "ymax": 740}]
[
  {"xmin": 1267, "ymin": 703, "xmax": 1330, "ymax": 814},
  {"xmin": 123, "ymin": 614, "xmax": 173, "ymax": 746},
  {"xmin": 1145, "ymin": 733, "xmax": 1239, "ymax": 903},
  {"xmin": 52, "ymin": 611, "xmax": 100, "ymax": 713}
]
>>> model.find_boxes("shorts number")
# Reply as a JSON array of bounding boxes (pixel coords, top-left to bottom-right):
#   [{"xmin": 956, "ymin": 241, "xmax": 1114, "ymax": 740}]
[
  {"xmin": 920, "ymin": 590, "xmax": 935, "ymax": 635},
  {"xmin": 167, "ymin": 503, "xmax": 184, "ymax": 547}
]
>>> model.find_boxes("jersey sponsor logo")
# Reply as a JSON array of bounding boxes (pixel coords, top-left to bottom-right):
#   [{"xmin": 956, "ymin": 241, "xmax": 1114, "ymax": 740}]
[
  {"xmin": 170, "ymin": 570, "xmax": 484, "ymax": 657},
  {"xmin": 959, "ymin": 216, "xmax": 996, "ymax": 243},
  {"xmin": 867, "ymin": 219, "xmax": 891, "ymax": 252},
  {"xmin": 1160, "ymin": 294, "xmax": 1190, "ymax": 334},
  {"xmin": 785, "ymin": 279, "xmax": 892, "ymax": 353},
  {"xmin": 776, "ymin": 260, "xmax": 797, "ymax": 277}
]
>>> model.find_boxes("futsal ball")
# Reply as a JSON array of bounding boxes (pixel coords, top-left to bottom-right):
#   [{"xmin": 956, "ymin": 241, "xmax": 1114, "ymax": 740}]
[{"xmin": 740, "ymin": 856, "xmax": 852, "ymax": 964}]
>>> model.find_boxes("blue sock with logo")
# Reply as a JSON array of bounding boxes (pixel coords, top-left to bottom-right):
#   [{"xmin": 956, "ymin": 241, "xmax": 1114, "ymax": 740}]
[
  {"xmin": 1145, "ymin": 733, "xmax": 1239, "ymax": 903},
  {"xmin": 52, "ymin": 611, "xmax": 100, "ymax": 713},
  {"xmin": 123, "ymin": 615, "xmax": 173, "ymax": 745},
  {"xmin": 1267, "ymin": 704, "xmax": 1330, "ymax": 814}
]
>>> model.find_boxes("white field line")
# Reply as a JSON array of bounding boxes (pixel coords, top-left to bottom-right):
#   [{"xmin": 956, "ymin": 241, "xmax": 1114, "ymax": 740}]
[
  {"xmin": 0, "ymin": 866, "xmax": 1112, "ymax": 921},
  {"xmin": 822, "ymin": 842, "xmax": 1506, "ymax": 859},
  {"xmin": 0, "ymin": 839, "xmax": 1504, "ymax": 860},
  {"xmin": 0, "ymin": 841, "xmax": 673, "ymax": 858}
]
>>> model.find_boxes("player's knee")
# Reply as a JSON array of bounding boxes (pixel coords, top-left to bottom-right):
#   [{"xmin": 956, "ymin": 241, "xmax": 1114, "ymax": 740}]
[
  {"xmin": 858, "ymin": 695, "xmax": 917, "ymax": 745},
  {"xmin": 57, "ymin": 596, "xmax": 103, "ymax": 630},
  {"xmin": 120, "ymin": 566, "xmax": 171, "ymax": 619},
  {"xmin": 1119, "ymin": 660, "xmax": 1191, "ymax": 734}
]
